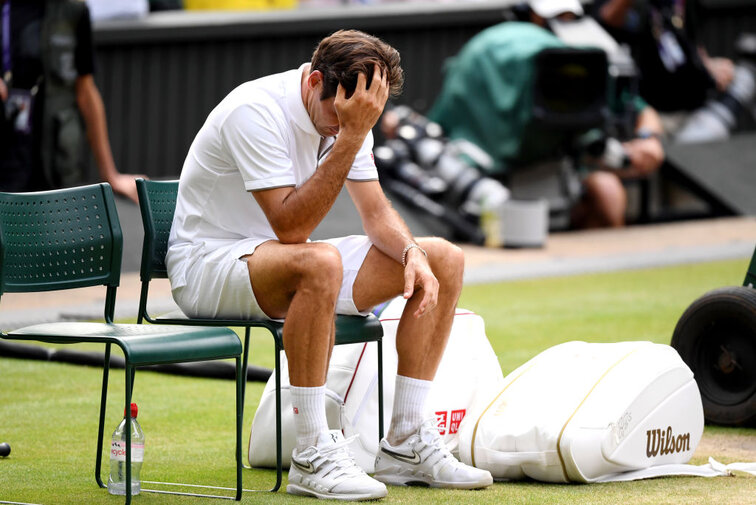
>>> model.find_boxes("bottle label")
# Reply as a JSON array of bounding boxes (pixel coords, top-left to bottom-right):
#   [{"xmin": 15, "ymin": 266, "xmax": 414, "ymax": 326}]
[{"xmin": 110, "ymin": 441, "xmax": 144, "ymax": 462}]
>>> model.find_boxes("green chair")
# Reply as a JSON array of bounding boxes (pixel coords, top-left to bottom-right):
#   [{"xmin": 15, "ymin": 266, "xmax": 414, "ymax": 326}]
[
  {"xmin": 135, "ymin": 178, "xmax": 385, "ymax": 492},
  {"xmin": 0, "ymin": 183, "xmax": 244, "ymax": 504}
]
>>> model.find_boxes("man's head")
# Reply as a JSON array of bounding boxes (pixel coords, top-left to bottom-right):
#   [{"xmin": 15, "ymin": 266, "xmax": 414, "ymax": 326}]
[{"xmin": 310, "ymin": 30, "xmax": 404, "ymax": 101}]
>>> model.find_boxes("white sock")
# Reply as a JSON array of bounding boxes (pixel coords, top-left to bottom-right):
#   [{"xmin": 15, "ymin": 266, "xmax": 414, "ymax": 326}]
[
  {"xmin": 387, "ymin": 374, "xmax": 433, "ymax": 446},
  {"xmin": 290, "ymin": 385, "xmax": 329, "ymax": 452}
]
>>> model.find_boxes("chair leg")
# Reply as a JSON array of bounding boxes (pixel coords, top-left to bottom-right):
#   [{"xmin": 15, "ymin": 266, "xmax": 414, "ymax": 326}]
[
  {"xmin": 272, "ymin": 346, "xmax": 282, "ymax": 493},
  {"xmin": 243, "ymin": 330, "xmax": 282, "ymax": 492},
  {"xmin": 241, "ymin": 328, "xmax": 250, "ymax": 406},
  {"xmin": 125, "ymin": 364, "xmax": 134, "ymax": 505},
  {"xmin": 95, "ymin": 344, "xmax": 112, "ymax": 489},
  {"xmin": 136, "ymin": 281, "xmax": 150, "ymax": 324},
  {"xmin": 235, "ymin": 357, "xmax": 243, "ymax": 501},
  {"xmin": 241, "ymin": 328, "xmax": 252, "ymax": 471},
  {"xmin": 377, "ymin": 339, "xmax": 384, "ymax": 441},
  {"xmin": 124, "ymin": 356, "xmax": 246, "ymax": 501},
  {"xmin": 130, "ymin": 367, "xmax": 136, "ymax": 396}
]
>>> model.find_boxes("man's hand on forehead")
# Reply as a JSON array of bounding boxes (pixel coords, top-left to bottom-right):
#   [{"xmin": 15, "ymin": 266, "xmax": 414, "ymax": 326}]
[{"xmin": 334, "ymin": 63, "xmax": 390, "ymax": 139}]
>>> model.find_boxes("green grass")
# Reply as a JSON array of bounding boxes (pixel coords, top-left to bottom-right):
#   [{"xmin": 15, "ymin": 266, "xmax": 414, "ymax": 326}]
[{"xmin": 1, "ymin": 259, "xmax": 754, "ymax": 504}]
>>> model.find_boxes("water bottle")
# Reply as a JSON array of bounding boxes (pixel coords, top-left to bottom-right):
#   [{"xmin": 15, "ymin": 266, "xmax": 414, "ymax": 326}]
[
  {"xmin": 108, "ymin": 403, "xmax": 144, "ymax": 496},
  {"xmin": 465, "ymin": 178, "xmax": 510, "ymax": 248}
]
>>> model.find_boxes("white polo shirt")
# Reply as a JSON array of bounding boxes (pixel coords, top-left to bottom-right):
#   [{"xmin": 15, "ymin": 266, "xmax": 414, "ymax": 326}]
[{"xmin": 166, "ymin": 64, "xmax": 379, "ymax": 291}]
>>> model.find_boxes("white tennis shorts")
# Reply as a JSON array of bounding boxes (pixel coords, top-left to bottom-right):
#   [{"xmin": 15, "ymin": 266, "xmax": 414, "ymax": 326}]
[{"xmin": 172, "ymin": 235, "xmax": 375, "ymax": 320}]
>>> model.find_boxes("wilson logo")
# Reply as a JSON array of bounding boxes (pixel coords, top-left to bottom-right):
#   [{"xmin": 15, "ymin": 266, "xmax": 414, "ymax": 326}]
[{"xmin": 645, "ymin": 426, "xmax": 690, "ymax": 457}]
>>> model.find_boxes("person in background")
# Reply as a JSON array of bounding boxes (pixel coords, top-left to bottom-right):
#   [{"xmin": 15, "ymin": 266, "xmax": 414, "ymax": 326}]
[
  {"xmin": 530, "ymin": 0, "xmax": 665, "ymax": 227},
  {"xmin": 0, "ymin": 0, "xmax": 144, "ymax": 202},
  {"xmin": 592, "ymin": 0, "xmax": 755, "ymax": 142}
]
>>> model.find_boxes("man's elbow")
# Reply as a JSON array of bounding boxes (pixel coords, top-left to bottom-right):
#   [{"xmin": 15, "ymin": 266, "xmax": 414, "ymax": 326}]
[
  {"xmin": 277, "ymin": 233, "xmax": 309, "ymax": 245},
  {"xmin": 270, "ymin": 223, "xmax": 309, "ymax": 244}
]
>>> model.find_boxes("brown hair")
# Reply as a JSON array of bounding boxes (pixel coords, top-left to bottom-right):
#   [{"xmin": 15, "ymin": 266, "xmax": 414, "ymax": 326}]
[{"xmin": 310, "ymin": 30, "xmax": 404, "ymax": 100}]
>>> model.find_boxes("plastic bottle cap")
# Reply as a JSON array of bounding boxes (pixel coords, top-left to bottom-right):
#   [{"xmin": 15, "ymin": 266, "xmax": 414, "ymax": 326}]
[{"xmin": 123, "ymin": 402, "xmax": 138, "ymax": 419}]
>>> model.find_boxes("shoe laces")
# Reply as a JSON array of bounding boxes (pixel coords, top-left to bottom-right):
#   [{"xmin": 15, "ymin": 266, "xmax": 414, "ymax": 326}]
[
  {"xmin": 414, "ymin": 417, "xmax": 454, "ymax": 467},
  {"xmin": 311, "ymin": 435, "xmax": 364, "ymax": 480}
]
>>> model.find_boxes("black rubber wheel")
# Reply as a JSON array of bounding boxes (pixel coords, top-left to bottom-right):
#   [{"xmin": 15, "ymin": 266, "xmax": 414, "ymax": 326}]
[{"xmin": 671, "ymin": 286, "xmax": 756, "ymax": 426}]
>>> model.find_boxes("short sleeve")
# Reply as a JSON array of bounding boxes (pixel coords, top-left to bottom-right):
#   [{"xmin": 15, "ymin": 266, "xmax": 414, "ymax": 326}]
[
  {"xmin": 347, "ymin": 130, "xmax": 379, "ymax": 181},
  {"xmin": 220, "ymin": 104, "xmax": 297, "ymax": 191}
]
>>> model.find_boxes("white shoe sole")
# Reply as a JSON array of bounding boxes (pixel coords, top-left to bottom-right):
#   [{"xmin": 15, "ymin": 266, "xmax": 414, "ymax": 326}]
[
  {"xmin": 286, "ymin": 483, "xmax": 388, "ymax": 501},
  {"xmin": 374, "ymin": 473, "xmax": 492, "ymax": 489}
]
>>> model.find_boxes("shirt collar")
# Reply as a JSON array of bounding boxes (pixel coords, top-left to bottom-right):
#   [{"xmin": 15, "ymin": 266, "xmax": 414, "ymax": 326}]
[{"xmin": 285, "ymin": 63, "xmax": 319, "ymax": 137}]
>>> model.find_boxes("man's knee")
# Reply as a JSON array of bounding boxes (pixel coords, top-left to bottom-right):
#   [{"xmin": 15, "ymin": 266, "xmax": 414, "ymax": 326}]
[
  {"xmin": 296, "ymin": 243, "xmax": 343, "ymax": 296},
  {"xmin": 584, "ymin": 172, "xmax": 627, "ymax": 227},
  {"xmin": 418, "ymin": 237, "xmax": 465, "ymax": 288}
]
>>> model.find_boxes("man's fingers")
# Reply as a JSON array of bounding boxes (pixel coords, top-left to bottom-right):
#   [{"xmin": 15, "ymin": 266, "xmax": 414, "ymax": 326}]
[
  {"xmin": 335, "ymin": 82, "xmax": 346, "ymax": 103},
  {"xmin": 413, "ymin": 283, "xmax": 438, "ymax": 318},
  {"xmin": 355, "ymin": 71, "xmax": 367, "ymax": 93},
  {"xmin": 371, "ymin": 64, "xmax": 390, "ymax": 102},
  {"xmin": 371, "ymin": 64, "xmax": 383, "ymax": 89},
  {"xmin": 414, "ymin": 294, "xmax": 429, "ymax": 317},
  {"xmin": 403, "ymin": 269, "xmax": 415, "ymax": 300},
  {"xmin": 411, "ymin": 273, "xmax": 439, "ymax": 318}
]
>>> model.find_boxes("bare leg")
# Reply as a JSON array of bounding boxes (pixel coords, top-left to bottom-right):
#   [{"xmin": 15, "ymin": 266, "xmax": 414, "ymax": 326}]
[
  {"xmin": 245, "ymin": 241, "xmax": 342, "ymax": 386},
  {"xmin": 353, "ymin": 237, "xmax": 465, "ymax": 380},
  {"xmin": 353, "ymin": 237, "xmax": 464, "ymax": 445},
  {"xmin": 354, "ymin": 237, "xmax": 463, "ymax": 444},
  {"xmin": 572, "ymin": 171, "xmax": 627, "ymax": 229}
]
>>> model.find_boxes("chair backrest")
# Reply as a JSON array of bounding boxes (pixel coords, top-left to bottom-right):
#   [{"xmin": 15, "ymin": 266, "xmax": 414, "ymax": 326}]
[
  {"xmin": 0, "ymin": 183, "xmax": 123, "ymax": 312},
  {"xmin": 136, "ymin": 179, "xmax": 178, "ymax": 281}
]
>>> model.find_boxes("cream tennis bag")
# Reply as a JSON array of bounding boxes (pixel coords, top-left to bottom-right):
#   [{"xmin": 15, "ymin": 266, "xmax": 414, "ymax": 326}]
[{"xmin": 458, "ymin": 340, "xmax": 727, "ymax": 482}]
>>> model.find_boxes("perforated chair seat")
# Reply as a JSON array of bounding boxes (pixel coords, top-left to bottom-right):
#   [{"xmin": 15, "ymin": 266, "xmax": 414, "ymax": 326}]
[{"xmin": 7, "ymin": 323, "xmax": 241, "ymax": 366}]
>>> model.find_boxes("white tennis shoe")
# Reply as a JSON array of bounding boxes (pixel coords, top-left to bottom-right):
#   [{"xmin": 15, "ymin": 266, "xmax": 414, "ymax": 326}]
[
  {"xmin": 373, "ymin": 419, "xmax": 493, "ymax": 489},
  {"xmin": 287, "ymin": 430, "xmax": 388, "ymax": 501}
]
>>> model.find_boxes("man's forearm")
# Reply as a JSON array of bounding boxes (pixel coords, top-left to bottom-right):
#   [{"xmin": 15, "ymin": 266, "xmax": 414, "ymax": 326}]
[
  {"xmin": 263, "ymin": 134, "xmax": 364, "ymax": 243},
  {"xmin": 75, "ymin": 76, "xmax": 118, "ymax": 182},
  {"xmin": 362, "ymin": 199, "xmax": 417, "ymax": 264},
  {"xmin": 635, "ymin": 106, "xmax": 663, "ymax": 135}
]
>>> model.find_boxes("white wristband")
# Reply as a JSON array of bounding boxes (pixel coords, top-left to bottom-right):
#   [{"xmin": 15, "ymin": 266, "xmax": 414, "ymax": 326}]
[{"xmin": 401, "ymin": 243, "xmax": 427, "ymax": 267}]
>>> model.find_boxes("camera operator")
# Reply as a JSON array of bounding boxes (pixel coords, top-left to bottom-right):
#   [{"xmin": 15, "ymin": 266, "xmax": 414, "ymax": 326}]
[{"xmin": 428, "ymin": 0, "xmax": 665, "ymax": 228}]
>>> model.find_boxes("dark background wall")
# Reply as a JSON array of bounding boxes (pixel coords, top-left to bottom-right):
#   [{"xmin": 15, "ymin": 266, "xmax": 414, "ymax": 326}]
[
  {"xmin": 91, "ymin": 0, "xmax": 756, "ymax": 180},
  {"xmin": 92, "ymin": 2, "xmax": 513, "ymax": 179}
]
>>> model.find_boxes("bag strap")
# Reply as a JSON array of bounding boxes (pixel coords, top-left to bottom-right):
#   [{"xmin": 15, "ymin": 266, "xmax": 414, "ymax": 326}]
[
  {"xmin": 595, "ymin": 458, "xmax": 756, "ymax": 483},
  {"xmin": 477, "ymin": 446, "xmax": 560, "ymax": 467}
]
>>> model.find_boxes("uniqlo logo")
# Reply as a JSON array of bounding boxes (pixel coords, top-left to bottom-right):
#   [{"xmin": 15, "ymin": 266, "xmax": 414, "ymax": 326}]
[
  {"xmin": 293, "ymin": 407, "xmax": 299, "ymax": 415},
  {"xmin": 435, "ymin": 411, "xmax": 448, "ymax": 435},
  {"xmin": 435, "ymin": 409, "xmax": 466, "ymax": 436},
  {"xmin": 449, "ymin": 409, "xmax": 466, "ymax": 435}
]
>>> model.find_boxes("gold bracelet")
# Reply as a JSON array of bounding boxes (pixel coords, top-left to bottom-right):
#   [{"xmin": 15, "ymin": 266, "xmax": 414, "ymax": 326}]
[{"xmin": 401, "ymin": 243, "xmax": 427, "ymax": 267}]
